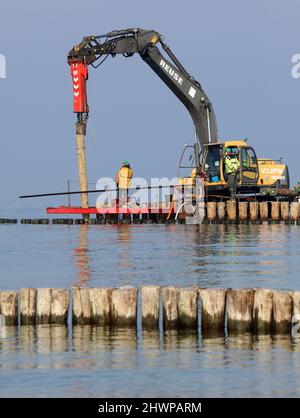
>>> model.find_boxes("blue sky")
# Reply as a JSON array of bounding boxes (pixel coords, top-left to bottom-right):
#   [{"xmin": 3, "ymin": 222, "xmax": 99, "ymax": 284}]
[{"xmin": 0, "ymin": 0, "xmax": 299, "ymax": 212}]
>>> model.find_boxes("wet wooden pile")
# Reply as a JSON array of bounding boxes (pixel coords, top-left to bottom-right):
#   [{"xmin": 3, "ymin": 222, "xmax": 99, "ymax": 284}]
[{"xmin": 1, "ymin": 287, "xmax": 299, "ymax": 335}]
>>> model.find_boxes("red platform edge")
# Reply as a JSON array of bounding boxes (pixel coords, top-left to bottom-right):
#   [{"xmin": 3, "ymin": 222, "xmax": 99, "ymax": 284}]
[{"xmin": 46, "ymin": 206, "xmax": 170, "ymax": 215}]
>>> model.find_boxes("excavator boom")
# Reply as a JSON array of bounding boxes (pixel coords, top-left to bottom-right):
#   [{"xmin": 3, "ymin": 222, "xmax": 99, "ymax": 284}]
[{"xmin": 68, "ymin": 28, "xmax": 218, "ymax": 148}]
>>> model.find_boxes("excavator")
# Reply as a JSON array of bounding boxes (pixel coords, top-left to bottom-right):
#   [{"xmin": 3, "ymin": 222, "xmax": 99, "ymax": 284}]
[{"xmin": 68, "ymin": 28, "xmax": 290, "ymax": 199}]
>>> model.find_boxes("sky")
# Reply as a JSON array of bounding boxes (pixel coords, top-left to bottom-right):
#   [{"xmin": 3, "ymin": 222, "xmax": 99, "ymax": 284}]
[{"xmin": 0, "ymin": 0, "xmax": 300, "ymax": 213}]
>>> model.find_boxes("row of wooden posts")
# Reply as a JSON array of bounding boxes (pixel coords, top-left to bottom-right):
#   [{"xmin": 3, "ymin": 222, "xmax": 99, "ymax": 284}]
[
  {"xmin": 1, "ymin": 201, "xmax": 300, "ymax": 225},
  {"xmin": 205, "ymin": 201, "xmax": 300, "ymax": 223},
  {"xmin": 0, "ymin": 287, "xmax": 299, "ymax": 335}
]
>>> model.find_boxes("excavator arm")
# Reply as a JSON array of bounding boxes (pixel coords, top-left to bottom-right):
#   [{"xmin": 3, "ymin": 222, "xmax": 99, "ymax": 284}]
[{"xmin": 68, "ymin": 28, "xmax": 218, "ymax": 149}]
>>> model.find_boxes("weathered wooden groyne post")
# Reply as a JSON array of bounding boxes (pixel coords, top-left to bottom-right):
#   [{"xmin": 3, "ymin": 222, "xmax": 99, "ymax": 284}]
[
  {"xmin": 199, "ymin": 288, "xmax": 227, "ymax": 335},
  {"xmin": 0, "ymin": 286, "xmax": 300, "ymax": 337},
  {"xmin": 141, "ymin": 286, "xmax": 160, "ymax": 329}
]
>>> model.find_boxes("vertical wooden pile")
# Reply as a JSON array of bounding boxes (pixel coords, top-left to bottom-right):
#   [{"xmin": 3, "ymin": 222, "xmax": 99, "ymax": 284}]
[
  {"xmin": 161, "ymin": 287, "xmax": 198, "ymax": 330},
  {"xmin": 199, "ymin": 288, "xmax": 227, "ymax": 334},
  {"xmin": 0, "ymin": 291, "xmax": 18, "ymax": 325},
  {"xmin": 37, "ymin": 288, "xmax": 69, "ymax": 324},
  {"xmin": 249, "ymin": 202, "xmax": 259, "ymax": 223},
  {"xmin": 239, "ymin": 202, "xmax": 248, "ymax": 223},
  {"xmin": 111, "ymin": 286, "xmax": 138, "ymax": 327},
  {"xmin": 226, "ymin": 289, "xmax": 254, "ymax": 333},
  {"xmin": 141, "ymin": 286, "xmax": 160, "ymax": 329},
  {"xmin": 20, "ymin": 288, "xmax": 37, "ymax": 325},
  {"xmin": 259, "ymin": 202, "xmax": 269, "ymax": 223},
  {"xmin": 227, "ymin": 201, "xmax": 237, "ymax": 223},
  {"xmin": 217, "ymin": 202, "xmax": 226, "ymax": 223}
]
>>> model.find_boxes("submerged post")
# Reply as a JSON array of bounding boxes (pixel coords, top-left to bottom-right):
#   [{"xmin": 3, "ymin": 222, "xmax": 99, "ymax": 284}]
[
  {"xmin": 89, "ymin": 288, "xmax": 112, "ymax": 326},
  {"xmin": 227, "ymin": 201, "xmax": 237, "ymax": 223},
  {"xmin": 226, "ymin": 288, "xmax": 254, "ymax": 333},
  {"xmin": 76, "ymin": 120, "xmax": 90, "ymax": 221},
  {"xmin": 72, "ymin": 287, "xmax": 91, "ymax": 325},
  {"xmin": 272, "ymin": 290, "xmax": 292, "ymax": 333},
  {"xmin": 37, "ymin": 288, "xmax": 52, "ymax": 324},
  {"xmin": 239, "ymin": 202, "xmax": 248, "ymax": 223},
  {"xmin": 280, "ymin": 202, "xmax": 290, "ymax": 223},
  {"xmin": 0, "ymin": 291, "xmax": 18, "ymax": 325},
  {"xmin": 141, "ymin": 286, "xmax": 160, "ymax": 329},
  {"xmin": 162, "ymin": 287, "xmax": 179, "ymax": 329},
  {"xmin": 20, "ymin": 288, "xmax": 37, "ymax": 325},
  {"xmin": 177, "ymin": 287, "xmax": 198, "ymax": 329},
  {"xmin": 259, "ymin": 202, "xmax": 269, "ymax": 223},
  {"xmin": 217, "ymin": 202, "xmax": 225, "ymax": 222},
  {"xmin": 253, "ymin": 288, "xmax": 273, "ymax": 333},
  {"xmin": 199, "ymin": 288, "xmax": 227, "ymax": 334},
  {"xmin": 51, "ymin": 289, "xmax": 69, "ymax": 324},
  {"xmin": 249, "ymin": 201, "xmax": 259, "ymax": 222},
  {"xmin": 271, "ymin": 202, "xmax": 280, "ymax": 223},
  {"xmin": 111, "ymin": 287, "xmax": 138, "ymax": 327},
  {"xmin": 207, "ymin": 202, "xmax": 217, "ymax": 223}
]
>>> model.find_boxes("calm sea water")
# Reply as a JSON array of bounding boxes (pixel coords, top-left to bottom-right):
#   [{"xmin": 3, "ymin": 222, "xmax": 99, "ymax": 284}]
[
  {"xmin": 1, "ymin": 223, "xmax": 300, "ymax": 397},
  {"xmin": 0, "ymin": 223, "xmax": 300, "ymax": 290}
]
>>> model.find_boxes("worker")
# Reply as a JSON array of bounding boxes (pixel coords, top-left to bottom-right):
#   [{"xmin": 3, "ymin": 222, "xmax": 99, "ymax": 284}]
[
  {"xmin": 116, "ymin": 161, "xmax": 133, "ymax": 206},
  {"xmin": 225, "ymin": 148, "xmax": 240, "ymax": 199}
]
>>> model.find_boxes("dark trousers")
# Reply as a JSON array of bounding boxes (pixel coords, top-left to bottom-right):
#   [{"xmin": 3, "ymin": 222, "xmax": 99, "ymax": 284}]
[{"xmin": 227, "ymin": 172, "xmax": 238, "ymax": 198}]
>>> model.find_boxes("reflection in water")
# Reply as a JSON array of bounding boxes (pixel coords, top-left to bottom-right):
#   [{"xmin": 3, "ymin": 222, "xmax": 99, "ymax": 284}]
[
  {"xmin": 67, "ymin": 223, "xmax": 300, "ymax": 291},
  {"xmin": 1, "ymin": 325, "xmax": 300, "ymax": 397},
  {"xmin": 116, "ymin": 226, "xmax": 132, "ymax": 277},
  {"xmin": 3, "ymin": 223, "xmax": 299, "ymax": 290},
  {"xmin": 73, "ymin": 225, "xmax": 90, "ymax": 286}
]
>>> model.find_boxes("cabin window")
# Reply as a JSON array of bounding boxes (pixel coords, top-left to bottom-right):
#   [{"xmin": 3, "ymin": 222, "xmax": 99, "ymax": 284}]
[{"xmin": 241, "ymin": 148, "xmax": 258, "ymax": 169}]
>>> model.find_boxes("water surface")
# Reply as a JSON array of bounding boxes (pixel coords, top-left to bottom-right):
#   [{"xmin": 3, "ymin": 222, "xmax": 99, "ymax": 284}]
[
  {"xmin": 0, "ymin": 223, "xmax": 299, "ymax": 290},
  {"xmin": 1, "ymin": 223, "xmax": 300, "ymax": 397}
]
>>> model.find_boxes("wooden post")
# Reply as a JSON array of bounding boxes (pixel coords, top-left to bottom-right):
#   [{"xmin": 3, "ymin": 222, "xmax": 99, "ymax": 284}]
[
  {"xmin": 272, "ymin": 290, "xmax": 292, "ymax": 333},
  {"xmin": 72, "ymin": 287, "xmax": 91, "ymax": 325},
  {"xmin": 177, "ymin": 288, "xmax": 198, "ymax": 329},
  {"xmin": 89, "ymin": 288, "xmax": 112, "ymax": 326},
  {"xmin": 292, "ymin": 291, "xmax": 300, "ymax": 338},
  {"xmin": 0, "ymin": 291, "xmax": 18, "ymax": 325},
  {"xmin": 249, "ymin": 201, "xmax": 259, "ymax": 222},
  {"xmin": 290, "ymin": 202, "xmax": 300, "ymax": 223},
  {"xmin": 20, "ymin": 288, "xmax": 37, "ymax": 325},
  {"xmin": 51, "ymin": 289, "xmax": 69, "ymax": 324},
  {"xmin": 141, "ymin": 286, "xmax": 160, "ymax": 329},
  {"xmin": 239, "ymin": 202, "xmax": 248, "ymax": 223},
  {"xmin": 227, "ymin": 201, "xmax": 237, "ymax": 222},
  {"xmin": 199, "ymin": 288, "xmax": 227, "ymax": 334},
  {"xmin": 207, "ymin": 202, "xmax": 217, "ymax": 223},
  {"xmin": 226, "ymin": 289, "xmax": 254, "ymax": 333},
  {"xmin": 162, "ymin": 287, "xmax": 179, "ymax": 329},
  {"xmin": 76, "ymin": 121, "xmax": 90, "ymax": 221},
  {"xmin": 217, "ymin": 202, "xmax": 225, "ymax": 223},
  {"xmin": 280, "ymin": 202, "xmax": 290, "ymax": 222},
  {"xmin": 259, "ymin": 202, "xmax": 269, "ymax": 222},
  {"xmin": 111, "ymin": 287, "xmax": 138, "ymax": 327},
  {"xmin": 37, "ymin": 288, "xmax": 52, "ymax": 324},
  {"xmin": 253, "ymin": 289, "xmax": 273, "ymax": 333},
  {"xmin": 271, "ymin": 202, "xmax": 280, "ymax": 222}
]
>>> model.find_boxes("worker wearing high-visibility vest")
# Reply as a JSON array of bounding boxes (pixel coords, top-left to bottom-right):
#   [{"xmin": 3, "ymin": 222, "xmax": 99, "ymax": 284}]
[
  {"xmin": 116, "ymin": 161, "xmax": 133, "ymax": 205},
  {"xmin": 225, "ymin": 148, "xmax": 240, "ymax": 199}
]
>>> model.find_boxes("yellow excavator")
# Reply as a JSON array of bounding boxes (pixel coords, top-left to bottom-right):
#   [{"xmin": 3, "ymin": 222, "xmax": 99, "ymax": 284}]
[
  {"xmin": 179, "ymin": 140, "xmax": 289, "ymax": 198},
  {"xmin": 68, "ymin": 28, "xmax": 290, "ymax": 199}
]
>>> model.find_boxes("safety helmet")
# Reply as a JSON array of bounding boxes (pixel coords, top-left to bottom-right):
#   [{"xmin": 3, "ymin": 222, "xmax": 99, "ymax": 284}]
[
  {"xmin": 122, "ymin": 161, "xmax": 130, "ymax": 166},
  {"xmin": 226, "ymin": 147, "xmax": 232, "ymax": 153}
]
